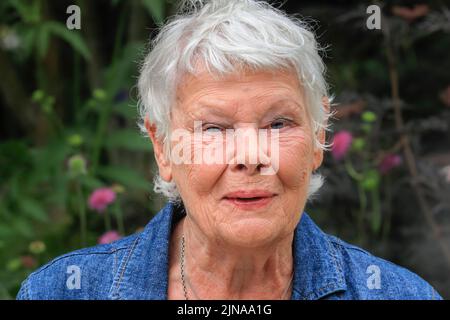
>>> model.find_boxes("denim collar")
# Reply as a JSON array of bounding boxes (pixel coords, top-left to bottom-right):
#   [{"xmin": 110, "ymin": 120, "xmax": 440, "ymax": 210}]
[{"xmin": 109, "ymin": 202, "xmax": 347, "ymax": 300}]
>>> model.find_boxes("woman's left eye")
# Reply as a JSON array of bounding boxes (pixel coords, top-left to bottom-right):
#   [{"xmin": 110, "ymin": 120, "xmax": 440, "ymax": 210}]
[{"xmin": 270, "ymin": 119, "xmax": 291, "ymax": 130}]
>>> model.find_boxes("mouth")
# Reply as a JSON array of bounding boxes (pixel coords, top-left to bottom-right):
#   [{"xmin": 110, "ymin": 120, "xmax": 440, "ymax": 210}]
[{"xmin": 222, "ymin": 190, "xmax": 277, "ymax": 210}]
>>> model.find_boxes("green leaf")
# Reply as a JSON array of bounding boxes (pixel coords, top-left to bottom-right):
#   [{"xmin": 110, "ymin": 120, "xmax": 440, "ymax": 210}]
[
  {"xmin": 18, "ymin": 197, "xmax": 49, "ymax": 222},
  {"xmin": 351, "ymin": 138, "xmax": 365, "ymax": 152},
  {"xmin": 104, "ymin": 42, "xmax": 144, "ymax": 95},
  {"xmin": 97, "ymin": 165, "xmax": 150, "ymax": 190},
  {"xmin": 371, "ymin": 209, "xmax": 382, "ymax": 234},
  {"xmin": 79, "ymin": 175, "xmax": 104, "ymax": 189},
  {"xmin": 36, "ymin": 24, "xmax": 51, "ymax": 58},
  {"xmin": 112, "ymin": 101, "xmax": 137, "ymax": 119},
  {"xmin": 11, "ymin": 218, "xmax": 34, "ymax": 238},
  {"xmin": 362, "ymin": 170, "xmax": 380, "ymax": 191},
  {"xmin": 9, "ymin": 0, "xmax": 40, "ymax": 23},
  {"xmin": 0, "ymin": 224, "xmax": 14, "ymax": 239},
  {"xmin": 44, "ymin": 21, "xmax": 91, "ymax": 61},
  {"xmin": 105, "ymin": 129, "xmax": 152, "ymax": 151},
  {"xmin": 18, "ymin": 27, "xmax": 37, "ymax": 59},
  {"xmin": 141, "ymin": 0, "xmax": 166, "ymax": 24},
  {"xmin": 362, "ymin": 111, "xmax": 377, "ymax": 123}
]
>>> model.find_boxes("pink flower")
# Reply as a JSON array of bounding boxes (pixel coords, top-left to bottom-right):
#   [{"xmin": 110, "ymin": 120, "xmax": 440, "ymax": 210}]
[
  {"xmin": 88, "ymin": 187, "xmax": 116, "ymax": 213},
  {"xmin": 20, "ymin": 255, "xmax": 37, "ymax": 269},
  {"xmin": 98, "ymin": 231, "xmax": 122, "ymax": 244},
  {"xmin": 331, "ymin": 131, "xmax": 353, "ymax": 161},
  {"xmin": 378, "ymin": 154, "xmax": 402, "ymax": 175},
  {"xmin": 392, "ymin": 4, "xmax": 429, "ymax": 22}
]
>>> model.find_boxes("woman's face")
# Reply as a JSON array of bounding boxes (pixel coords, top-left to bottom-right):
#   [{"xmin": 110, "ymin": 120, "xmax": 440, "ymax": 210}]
[{"xmin": 148, "ymin": 67, "xmax": 325, "ymax": 248}]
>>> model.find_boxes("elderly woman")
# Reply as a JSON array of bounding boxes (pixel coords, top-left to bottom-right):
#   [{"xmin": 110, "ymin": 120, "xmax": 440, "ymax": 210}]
[{"xmin": 18, "ymin": 0, "xmax": 441, "ymax": 300}]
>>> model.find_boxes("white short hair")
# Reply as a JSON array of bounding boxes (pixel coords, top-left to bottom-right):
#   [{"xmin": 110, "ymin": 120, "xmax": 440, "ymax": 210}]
[{"xmin": 137, "ymin": 0, "xmax": 333, "ymax": 203}]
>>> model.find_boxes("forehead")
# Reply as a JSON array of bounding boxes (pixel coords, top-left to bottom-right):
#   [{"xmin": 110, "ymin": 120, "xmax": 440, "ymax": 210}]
[{"xmin": 175, "ymin": 67, "xmax": 306, "ymax": 116}]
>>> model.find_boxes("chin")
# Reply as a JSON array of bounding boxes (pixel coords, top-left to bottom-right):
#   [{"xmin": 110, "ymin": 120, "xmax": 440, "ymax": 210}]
[{"xmin": 219, "ymin": 219, "xmax": 280, "ymax": 248}]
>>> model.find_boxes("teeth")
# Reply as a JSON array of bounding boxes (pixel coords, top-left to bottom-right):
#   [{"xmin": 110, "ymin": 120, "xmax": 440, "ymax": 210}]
[{"xmin": 237, "ymin": 197, "xmax": 261, "ymax": 201}]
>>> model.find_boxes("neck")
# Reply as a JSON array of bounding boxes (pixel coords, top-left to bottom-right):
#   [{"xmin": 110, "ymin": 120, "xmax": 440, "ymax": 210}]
[{"xmin": 171, "ymin": 216, "xmax": 295, "ymax": 300}]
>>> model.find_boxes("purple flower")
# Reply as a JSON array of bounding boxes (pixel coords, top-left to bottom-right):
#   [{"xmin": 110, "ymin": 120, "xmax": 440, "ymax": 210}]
[
  {"xmin": 378, "ymin": 154, "xmax": 402, "ymax": 174},
  {"xmin": 98, "ymin": 231, "xmax": 122, "ymax": 244},
  {"xmin": 331, "ymin": 131, "xmax": 353, "ymax": 161},
  {"xmin": 88, "ymin": 187, "xmax": 116, "ymax": 213}
]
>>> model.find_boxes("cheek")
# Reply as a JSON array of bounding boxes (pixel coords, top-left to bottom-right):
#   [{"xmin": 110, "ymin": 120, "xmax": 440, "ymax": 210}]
[
  {"xmin": 184, "ymin": 164, "xmax": 225, "ymax": 195},
  {"xmin": 171, "ymin": 132, "xmax": 227, "ymax": 198},
  {"xmin": 276, "ymin": 129, "xmax": 313, "ymax": 190}
]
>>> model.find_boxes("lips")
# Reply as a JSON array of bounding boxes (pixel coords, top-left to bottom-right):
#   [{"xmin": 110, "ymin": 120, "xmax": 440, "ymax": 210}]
[{"xmin": 222, "ymin": 190, "xmax": 276, "ymax": 210}]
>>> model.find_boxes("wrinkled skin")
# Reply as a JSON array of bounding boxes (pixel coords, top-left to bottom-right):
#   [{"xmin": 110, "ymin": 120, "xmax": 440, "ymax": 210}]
[{"xmin": 145, "ymin": 67, "xmax": 328, "ymax": 299}]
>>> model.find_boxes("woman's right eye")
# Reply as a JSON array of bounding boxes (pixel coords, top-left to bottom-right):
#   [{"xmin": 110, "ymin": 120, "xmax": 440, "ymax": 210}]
[{"xmin": 204, "ymin": 125, "xmax": 223, "ymax": 133}]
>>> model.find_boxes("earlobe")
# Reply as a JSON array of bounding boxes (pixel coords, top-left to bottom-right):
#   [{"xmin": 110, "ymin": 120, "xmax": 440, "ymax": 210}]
[
  {"xmin": 312, "ymin": 141, "xmax": 324, "ymax": 172},
  {"xmin": 312, "ymin": 96, "xmax": 330, "ymax": 172},
  {"xmin": 144, "ymin": 117, "xmax": 173, "ymax": 182}
]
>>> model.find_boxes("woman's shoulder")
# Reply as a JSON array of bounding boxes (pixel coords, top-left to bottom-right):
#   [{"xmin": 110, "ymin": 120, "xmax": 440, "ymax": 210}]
[
  {"xmin": 16, "ymin": 232, "xmax": 141, "ymax": 300},
  {"xmin": 325, "ymin": 234, "xmax": 443, "ymax": 300}
]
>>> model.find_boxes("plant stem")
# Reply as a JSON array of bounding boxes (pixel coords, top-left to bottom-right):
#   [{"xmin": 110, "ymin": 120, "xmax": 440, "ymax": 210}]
[
  {"xmin": 357, "ymin": 182, "xmax": 367, "ymax": 242},
  {"xmin": 76, "ymin": 181, "xmax": 87, "ymax": 246},
  {"xmin": 73, "ymin": 52, "xmax": 81, "ymax": 113},
  {"xmin": 91, "ymin": 102, "xmax": 110, "ymax": 174},
  {"xmin": 383, "ymin": 13, "xmax": 450, "ymax": 270},
  {"xmin": 114, "ymin": 201, "xmax": 125, "ymax": 235},
  {"xmin": 371, "ymin": 186, "xmax": 381, "ymax": 234},
  {"xmin": 345, "ymin": 158, "xmax": 364, "ymax": 181},
  {"xmin": 104, "ymin": 209, "xmax": 111, "ymax": 231}
]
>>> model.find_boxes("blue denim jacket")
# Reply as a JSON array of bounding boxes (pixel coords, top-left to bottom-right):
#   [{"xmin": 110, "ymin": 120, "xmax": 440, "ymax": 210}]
[{"xmin": 17, "ymin": 202, "xmax": 442, "ymax": 300}]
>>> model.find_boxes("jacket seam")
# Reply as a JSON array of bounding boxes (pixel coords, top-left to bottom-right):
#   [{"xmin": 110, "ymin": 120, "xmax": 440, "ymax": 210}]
[
  {"xmin": 328, "ymin": 236, "xmax": 372, "ymax": 256},
  {"xmin": 304, "ymin": 282, "xmax": 343, "ymax": 300},
  {"xmin": 328, "ymin": 239, "xmax": 345, "ymax": 282},
  {"xmin": 298, "ymin": 236, "xmax": 346, "ymax": 300},
  {"xmin": 27, "ymin": 247, "xmax": 130, "ymax": 277},
  {"xmin": 110, "ymin": 235, "xmax": 141, "ymax": 299}
]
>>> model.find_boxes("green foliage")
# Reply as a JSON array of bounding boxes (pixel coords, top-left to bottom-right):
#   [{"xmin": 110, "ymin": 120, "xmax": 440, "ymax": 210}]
[
  {"xmin": 142, "ymin": 0, "xmax": 166, "ymax": 24},
  {"xmin": 0, "ymin": 0, "xmax": 171, "ymax": 299},
  {"xmin": 7, "ymin": 0, "xmax": 90, "ymax": 60}
]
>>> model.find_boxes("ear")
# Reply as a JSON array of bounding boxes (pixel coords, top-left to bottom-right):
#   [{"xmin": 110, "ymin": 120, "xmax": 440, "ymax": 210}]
[
  {"xmin": 312, "ymin": 96, "xmax": 330, "ymax": 171},
  {"xmin": 144, "ymin": 117, "xmax": 172, "ymax": 182}
]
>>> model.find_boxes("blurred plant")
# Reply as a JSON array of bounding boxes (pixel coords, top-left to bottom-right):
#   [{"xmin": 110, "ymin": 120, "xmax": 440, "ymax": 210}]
[
  {"xmin": 0, "ymin": 25, "xmax": 20, "ymax": 50},
  {"xmin": 5, "ymin": 0, "xmax": 90, "ymax": 60},
  {"xmin": 0, "ymin": 0, "xmax": 173, "ymax": 299},
  {"xmin": 331, "ymin": 130, "xmax": 353, "ymax": 161},
  {"xmin": 88, "ymin": 187, "xmax": 117, "ymax": 233},
  {"xmin": 378, "ymin": 154, "xmax": 402, "ymax": 175},
  {"xmin": 440, "ymin": 85, "xmax": 450, "ymax": 108},
  {"xmin": 98, "ymin": 230, "xmax": 122, "ymax": 245},
  {"xmin": 391, "ymin": 4, "xmax": 429, "ymax": 22}
]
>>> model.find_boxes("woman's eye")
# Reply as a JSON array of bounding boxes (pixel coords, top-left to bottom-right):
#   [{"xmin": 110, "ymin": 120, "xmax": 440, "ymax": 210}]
[
  {"xmin": 204, "ymin": 125, "xmax": 223, "ymax": 133},
  {"xmin": 270, "ymin": 119, "xmax": 290, "ymax": 130}
]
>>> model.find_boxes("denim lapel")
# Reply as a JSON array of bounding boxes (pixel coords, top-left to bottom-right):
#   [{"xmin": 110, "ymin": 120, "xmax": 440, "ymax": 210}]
[
  {"xmin": 290, "ymin": 213, "xmax": 347, "ymax": 300},
  {"xmin": 109, "ymin": 202, "xmax": 347, "ymax": 300},
  {"xmin": 109, "ymin": 202, "xmax": 177, "ymax": 300}
]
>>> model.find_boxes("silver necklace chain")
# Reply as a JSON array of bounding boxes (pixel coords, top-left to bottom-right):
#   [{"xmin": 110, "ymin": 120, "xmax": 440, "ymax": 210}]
[{"xmin": 180, "ymin": 235, "xmax": 294, "ymax": 300}]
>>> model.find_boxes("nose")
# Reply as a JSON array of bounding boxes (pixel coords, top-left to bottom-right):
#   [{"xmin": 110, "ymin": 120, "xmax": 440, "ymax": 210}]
[
  {"xmin": 232, "ymin": 162, "xmax": 266, "ymax": 175},
  {"xmin": 229, "ymin": 127, "xmax": 271, "ymax": 175}
]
